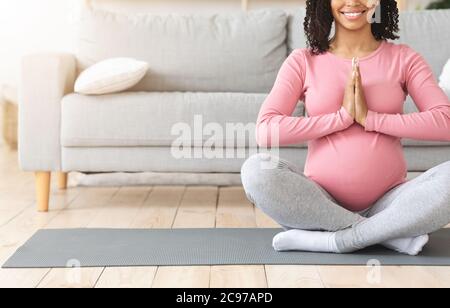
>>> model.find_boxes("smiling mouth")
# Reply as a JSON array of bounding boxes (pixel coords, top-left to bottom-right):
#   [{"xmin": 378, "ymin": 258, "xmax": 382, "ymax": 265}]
[{"xmin": 340, "ymin": 10, "xmax": 367, "ymax": 18}]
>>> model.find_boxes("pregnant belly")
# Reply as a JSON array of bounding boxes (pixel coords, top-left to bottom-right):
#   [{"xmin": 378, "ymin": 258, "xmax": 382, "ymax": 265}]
[{"xmin": 304, "ymin": 126, "xmax": 407, "ymax": 212}]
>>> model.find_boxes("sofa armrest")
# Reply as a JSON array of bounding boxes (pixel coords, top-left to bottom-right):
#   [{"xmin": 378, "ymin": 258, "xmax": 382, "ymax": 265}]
[{"xmin": 19, "ymin": 52, "xmax": 77, "ymax": 171}]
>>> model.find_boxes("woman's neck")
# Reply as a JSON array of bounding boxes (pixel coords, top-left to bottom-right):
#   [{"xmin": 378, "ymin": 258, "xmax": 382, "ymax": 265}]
[{"xmin": 329, "ymin": 23, "xmax": 381, "ymax": 58}]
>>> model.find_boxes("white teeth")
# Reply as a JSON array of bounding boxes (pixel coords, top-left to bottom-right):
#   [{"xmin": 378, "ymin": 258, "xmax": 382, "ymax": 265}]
[{"xmin": 344, "ymin": 12, "xmax": 362, "ymax": 17}]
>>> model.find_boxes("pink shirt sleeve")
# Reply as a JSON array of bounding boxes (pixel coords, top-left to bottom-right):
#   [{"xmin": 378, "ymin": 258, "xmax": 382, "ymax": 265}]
[
  {"xmin": 365, "ymin": 45, "xmax": 450, "ymax": 141},
  {"xmin": 256, "ymin": 49, "xmax": 354, "ymax": 147}
]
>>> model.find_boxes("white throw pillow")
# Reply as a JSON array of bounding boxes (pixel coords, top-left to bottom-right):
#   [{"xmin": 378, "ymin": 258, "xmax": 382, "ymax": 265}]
[
  {"xmin": 439, "ymin": 59, "xmax": 450, "ymax": 97},
  {"xmin": 75, "ymin": 58, "xmax": 149, "ymax": 95}
]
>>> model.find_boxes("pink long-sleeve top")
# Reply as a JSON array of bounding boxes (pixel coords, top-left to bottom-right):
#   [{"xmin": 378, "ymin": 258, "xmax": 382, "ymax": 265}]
[{"xmin": 256, "ymin": 40, "xmax": 450, "ymax": 212}]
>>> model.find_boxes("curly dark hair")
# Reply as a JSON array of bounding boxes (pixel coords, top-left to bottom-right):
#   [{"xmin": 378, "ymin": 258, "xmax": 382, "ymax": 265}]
[{"xmin": 303, "ymin": 0, "xmax": 400, "ymax": 55}]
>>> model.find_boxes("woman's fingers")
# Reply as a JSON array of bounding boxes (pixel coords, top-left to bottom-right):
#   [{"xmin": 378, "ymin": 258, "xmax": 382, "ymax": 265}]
[
  {"xmin": 353, "ymin": 58, "xmax": 359, "ymax": 83},
  {"xmin": 348, "ymin": 57, "xmax": 357, "ymax": 89},
  {"xmin": 349, "ymin": 58, "xmax": 356, "ymax": 84},
  {"xmin": 355, "ymin": 72, "xmax": 360, "ymax": 91},
  {"xmin": 355, "ymin": 59, "xmax": 362, "ymax": 90},
  {"xmin": 353, "ymin": 59, "xmax": 369, "ymax": 126},
  {"xmin": 342, "ymin": 58, "xmax": 358, "ymax": 119}
]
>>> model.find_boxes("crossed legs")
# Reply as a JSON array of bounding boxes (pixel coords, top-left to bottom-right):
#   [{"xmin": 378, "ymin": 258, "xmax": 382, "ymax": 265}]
[{"xmin": 241, "ymin": 153, "xmax": 450, "ymax": 255}]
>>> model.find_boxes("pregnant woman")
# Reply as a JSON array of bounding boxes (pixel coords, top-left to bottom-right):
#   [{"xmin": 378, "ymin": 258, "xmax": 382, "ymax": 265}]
[{"xmin": 241, "ymin": 0, "xmax": 450, "ymax": 256}]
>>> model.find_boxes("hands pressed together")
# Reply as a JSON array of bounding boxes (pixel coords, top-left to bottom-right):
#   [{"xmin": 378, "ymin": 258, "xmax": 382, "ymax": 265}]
[{"xmin": 342, "ymin": 58, "xmax": 369, "ymax": 127}]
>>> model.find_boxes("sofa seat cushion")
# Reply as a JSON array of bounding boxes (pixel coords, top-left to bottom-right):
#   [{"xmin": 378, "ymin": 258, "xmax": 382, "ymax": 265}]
[
  {"xmin": 61, "ymin": 91, "xmax": 448, "ymax": 149},
  {"xmin": 61, "ymin": 92, "xmax": 306, "ymax": 148}
]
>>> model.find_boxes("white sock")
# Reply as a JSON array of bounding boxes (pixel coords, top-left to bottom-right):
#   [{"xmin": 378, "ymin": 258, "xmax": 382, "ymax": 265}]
[
  {"xmin": 272, "ymin": 229, "xmax": 341, "ymax": 253},
  {"xmin": 382, "ymin": 235, "xmax": 430, "ymax": 256},
  {"xmin": 272, "ymin": 229, "xmax": 430, "ymax": 256}
]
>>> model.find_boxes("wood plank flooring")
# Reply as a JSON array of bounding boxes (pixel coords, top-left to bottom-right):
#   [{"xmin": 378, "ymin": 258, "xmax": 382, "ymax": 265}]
[{"xmin": 0, "ymin": 147, "xmax": 449, "ymax": 288}]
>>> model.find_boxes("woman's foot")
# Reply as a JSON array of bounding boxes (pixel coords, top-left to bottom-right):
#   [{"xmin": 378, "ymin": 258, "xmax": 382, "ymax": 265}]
[
  {"xmin": 272, "ymin": 229, "xmax": 430, "ymax": 256},
  {"xmin": 382, "ymin": 235, "xmax": 430, "ymax": 256},
  {"xmin": 272, "ymin": 229, "xmax": 341, "ymax": 253}
]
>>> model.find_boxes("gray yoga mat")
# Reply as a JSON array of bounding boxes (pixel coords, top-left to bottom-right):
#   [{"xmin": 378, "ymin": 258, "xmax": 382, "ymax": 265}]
[{"xmin": 3, "ymin": 228, "xmax": 450, "ymax": 268}]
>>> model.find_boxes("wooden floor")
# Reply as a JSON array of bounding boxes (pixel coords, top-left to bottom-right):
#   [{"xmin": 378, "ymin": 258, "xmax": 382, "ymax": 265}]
[{"xmin": 0, "ymin": 147, "xmax": 449, "ymax": 288}]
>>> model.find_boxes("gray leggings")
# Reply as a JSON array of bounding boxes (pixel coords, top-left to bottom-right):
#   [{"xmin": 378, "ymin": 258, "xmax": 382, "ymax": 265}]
[{"xmin": 241, "ymin": 153, "xmax": 450, "ymax": 253}]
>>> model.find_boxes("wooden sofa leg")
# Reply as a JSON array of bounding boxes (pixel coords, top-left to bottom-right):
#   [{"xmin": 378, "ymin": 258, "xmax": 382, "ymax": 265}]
[
  {"xmin": 35, "ymin": 172, "xmax": 51, "ymax": 212},
  {"xmin": 57, "ymin": 172, "xmax": 68, "ymax": 190}
]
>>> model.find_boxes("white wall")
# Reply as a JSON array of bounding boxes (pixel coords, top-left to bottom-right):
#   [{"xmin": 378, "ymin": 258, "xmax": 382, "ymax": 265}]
[
  {"xmin": 0, "ymin": 0, "xmax": 79, "ymax": 88},
  {"xmin": 90, "ymin": 0, "xmax": 304, "ymax": 13}
]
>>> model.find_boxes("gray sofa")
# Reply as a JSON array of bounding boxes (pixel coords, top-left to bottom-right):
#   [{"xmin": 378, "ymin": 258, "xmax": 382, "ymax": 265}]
[{"xmin": 19, "ymin": 7, "xmax": 450, "ymax": 211}]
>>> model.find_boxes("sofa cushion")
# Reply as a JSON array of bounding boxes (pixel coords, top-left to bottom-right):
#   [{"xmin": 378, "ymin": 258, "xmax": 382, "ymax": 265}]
[
  {"xmin": 396, "ymin": 9, "xmax": 450, "ymax": 79},
  {"xmin": 286, "ymin": 8, "xmax": 308, "ymax": 54},
  {"xmin": 62, "ymin": 91, "xmax": 449, "ymax": 149},
  {"xmin": 61, "ymin": 92, "xmax": 306, "ymax": 148},
  {"xmin": 77, "ymin": 7, "xmax": 288, "ymax": 94},
  {"xmin": 74, "ymin": 58, "xmax": 150, "ymax": 95}
]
